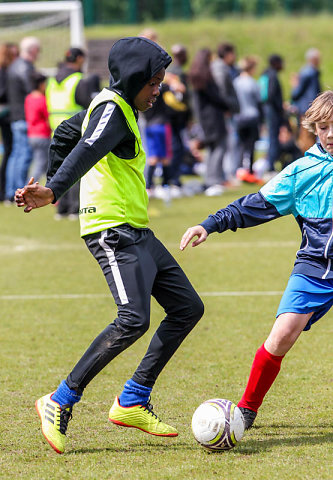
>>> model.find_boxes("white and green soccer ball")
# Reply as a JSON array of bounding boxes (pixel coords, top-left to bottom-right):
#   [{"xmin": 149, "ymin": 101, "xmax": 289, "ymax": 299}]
[{"xmin": 191, "ymin": 398, "xmax": 245, "ymax": 451}]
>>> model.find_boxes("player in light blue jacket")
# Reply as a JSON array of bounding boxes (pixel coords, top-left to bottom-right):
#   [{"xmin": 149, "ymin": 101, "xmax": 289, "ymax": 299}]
[{"xmin": 180, "ymin": 90, "xmax": 333, "ymax": 429}]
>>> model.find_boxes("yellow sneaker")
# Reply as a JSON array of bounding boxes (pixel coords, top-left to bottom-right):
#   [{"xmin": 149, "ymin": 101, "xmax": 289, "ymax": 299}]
[
  {"xmin": 35, "ymin": 393, "xmax": 72, "ymax": 454},
  {"xmin": 108, "ymin": 396, "xmax": 178, "ymax": 437}
]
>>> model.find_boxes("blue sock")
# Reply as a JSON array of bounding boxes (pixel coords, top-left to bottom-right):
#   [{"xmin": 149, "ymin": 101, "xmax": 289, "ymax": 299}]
[
  {"xmin": 51, "ymin": 380, "xmax": 82, "ymax": 407},
  {"xmin": 118, "ymin": 378, "xmax": 152, "ymax": 407}
]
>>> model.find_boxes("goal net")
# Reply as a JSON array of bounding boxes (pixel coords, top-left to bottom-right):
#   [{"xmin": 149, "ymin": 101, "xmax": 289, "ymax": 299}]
[{"xmin": 0, "ymin": 1, "xmax": 85, "ymax": 72}]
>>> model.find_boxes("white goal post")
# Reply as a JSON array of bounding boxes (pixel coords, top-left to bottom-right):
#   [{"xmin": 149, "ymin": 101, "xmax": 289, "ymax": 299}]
[
  {"xmin": 0, "ymin": 1, "xmax": 84, "ymax": 47},
  {"xmin": 0, "ymin": 1, "xmax": 85, "ymax": 70}
]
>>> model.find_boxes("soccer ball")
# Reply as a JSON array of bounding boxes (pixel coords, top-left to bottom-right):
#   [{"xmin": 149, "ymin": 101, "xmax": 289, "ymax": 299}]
[{"xmin": 191, "ymin": 398, "xmax": 245, "ymax": 451}]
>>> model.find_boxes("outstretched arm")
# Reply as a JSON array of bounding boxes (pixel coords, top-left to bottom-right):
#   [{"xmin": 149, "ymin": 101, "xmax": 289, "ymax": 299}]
[{"xmin": 180, "ymin": 166, "xmax": 296, "ymax": 251}]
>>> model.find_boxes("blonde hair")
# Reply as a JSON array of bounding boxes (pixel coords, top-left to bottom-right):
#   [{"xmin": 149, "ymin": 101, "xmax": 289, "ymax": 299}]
[
  {"xmin": 302, "ymin": 91, "xmax": 333, "ymax": 133},
  {"xmin": 138, "ymin": 28, "xmax": 158, "ymax": 43},
  {"xmin": 238, "ymin": 55, "xmax": 258, "ymax": 73}
]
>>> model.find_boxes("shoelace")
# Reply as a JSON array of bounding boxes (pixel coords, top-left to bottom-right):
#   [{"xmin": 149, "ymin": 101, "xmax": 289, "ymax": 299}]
[
  {"xmin": 140, "ymin": 401, "xmax": 160, "ymax": 422},
  {"xmin": 58, "ymin": 404, "xmax": 73, "ymax": 435}
]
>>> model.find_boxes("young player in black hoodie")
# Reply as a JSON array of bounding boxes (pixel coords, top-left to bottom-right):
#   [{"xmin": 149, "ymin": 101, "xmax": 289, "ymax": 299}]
[{"xmin": 16, "ymin": 37, "xmax": 204, "ymax": 454}]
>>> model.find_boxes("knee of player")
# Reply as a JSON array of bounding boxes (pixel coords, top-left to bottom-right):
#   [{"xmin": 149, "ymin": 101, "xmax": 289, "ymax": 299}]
[
  {"xmin": 186, "ymin": 294, "xmax": 204, "ymax": 324},
  {"xmin": 194, "ymin": 296, "xmax": 205, "ymax": 321},
  {"xmin": 268, "ymin": 325, "xmax": 298, "ymax": 352},
  {"xmin": 137, "ymin": 316, "xmax": 150, "ymax": 335},
  {"xmin": 117, "ymin": 310, "xmax": 150, "ymax": 334}
]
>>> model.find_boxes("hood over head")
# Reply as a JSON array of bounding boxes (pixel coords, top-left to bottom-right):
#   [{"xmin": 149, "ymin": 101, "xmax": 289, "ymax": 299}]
[{"xmin": 108, "ymin": 37, "xmax": 172, "ymax": 104}]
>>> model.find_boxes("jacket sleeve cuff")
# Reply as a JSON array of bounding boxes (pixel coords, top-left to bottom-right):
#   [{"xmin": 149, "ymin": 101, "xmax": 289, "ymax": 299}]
[
  {"xmin": 44, "ymin": 182, "xmax": 58, "ymax": 204},
  {"xmin": 200, "ymin": 216, "xmax": 219, "ymax": 234}
]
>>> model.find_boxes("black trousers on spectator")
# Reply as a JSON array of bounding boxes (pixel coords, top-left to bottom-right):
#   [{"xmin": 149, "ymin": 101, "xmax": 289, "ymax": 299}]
[
  {"xmin": 57, "ymin": 181, "xmax": 80, "ymax": 215},
  {"xmin": 237, "ymin": 123, "xmax": 259, "ymax": 173},
  {"xmin": 0, "ymin": 116, "xmax": 12, "ymax": 201},
  {"xmin": 66, "ymin": 224, "xmax": 204, "ymax": 393}
]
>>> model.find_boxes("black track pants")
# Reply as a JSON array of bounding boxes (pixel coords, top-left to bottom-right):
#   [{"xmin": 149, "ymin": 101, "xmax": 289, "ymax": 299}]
[{"xmin": 66, "ymin": 225, "xmax": 204, "ymax": 393}]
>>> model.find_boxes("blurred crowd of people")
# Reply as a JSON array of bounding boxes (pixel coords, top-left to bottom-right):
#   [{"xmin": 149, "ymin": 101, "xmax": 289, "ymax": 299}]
[
  {"xmin": 0, "ymin": 36, "xmax": 99, "ymax": 218},
  {"xmin": 0, "ymin": 30, "xmax": 322, "ymax": 209},
  {"xmin": 138, "ymin": 28, "xmax": 322, "ymax": 201}
]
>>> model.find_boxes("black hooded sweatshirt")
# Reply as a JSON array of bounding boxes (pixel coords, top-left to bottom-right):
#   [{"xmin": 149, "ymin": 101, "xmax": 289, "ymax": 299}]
[{"xmin": 46, "ymin": 37, "xmax": 171, "ymax": 201}]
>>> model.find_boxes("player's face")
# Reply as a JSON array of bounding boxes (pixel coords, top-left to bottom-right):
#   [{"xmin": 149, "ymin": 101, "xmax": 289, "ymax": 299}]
[
  {"xmin": 134, "ymin": 68, "xmax": 165, "ymax": 112},
  {"xmin": 315, "ymin": 118, "xmax": 333, "ymax": 156}
]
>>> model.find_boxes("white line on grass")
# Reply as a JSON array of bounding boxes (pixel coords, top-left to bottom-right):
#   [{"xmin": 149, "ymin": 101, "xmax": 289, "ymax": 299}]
[
  {"xmin": 0, "ymin": 240, "xmax": 298, "ymax": 255},
  {"xmin": 0, "ymin": 243, "xmax": 84, "ymax": 254},
  {"xmin": 167, "ymin": 241, "xmax": 299, "ymax": 249},
  {"xmin": 200, "ymin": 291, "xmax": 283, "ymax": 296},
  {"xmin": 0, "ymin": 291, "xmax": 284, "ymax": 301}
]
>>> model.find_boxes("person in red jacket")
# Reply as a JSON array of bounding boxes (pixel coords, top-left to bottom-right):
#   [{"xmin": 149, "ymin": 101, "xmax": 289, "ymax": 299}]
[{"xmin": 24, "ymin": 72, "xmax": 51, "ymax": 181}]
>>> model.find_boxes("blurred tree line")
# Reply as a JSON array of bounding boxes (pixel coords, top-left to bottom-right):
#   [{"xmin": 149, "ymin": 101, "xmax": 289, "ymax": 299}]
[
  {"xmin": 81, "ymin": 0, "xmax": 333, "ymax": 24},
  {"xmin": 5, "ymin": 1, "xmax": 332, "ymax": 23}
]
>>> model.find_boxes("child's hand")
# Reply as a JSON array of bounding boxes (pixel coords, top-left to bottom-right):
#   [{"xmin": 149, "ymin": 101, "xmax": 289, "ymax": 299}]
[
  {"xmin": 15, "ymin": 177, "xmax": 55, "ymax": 213},
  {"xmin": 180, "ymin": 225, "xmax": 208, "ymax": 250}
]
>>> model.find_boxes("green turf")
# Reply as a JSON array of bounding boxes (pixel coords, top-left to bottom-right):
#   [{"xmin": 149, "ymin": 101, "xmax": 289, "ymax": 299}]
[{"xmin": 0, "ymin": 185, "xmax": 332, "ymax": 479}]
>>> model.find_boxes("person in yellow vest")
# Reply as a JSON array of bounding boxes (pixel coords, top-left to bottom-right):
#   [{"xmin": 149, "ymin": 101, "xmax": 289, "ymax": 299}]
[
  {"xmin": 46, "ymin": 47, "xmax": 100, "ymax": 219},
  {"xmin": 15, "ymin": 37, "xmax": 204, "ymax": 455}
]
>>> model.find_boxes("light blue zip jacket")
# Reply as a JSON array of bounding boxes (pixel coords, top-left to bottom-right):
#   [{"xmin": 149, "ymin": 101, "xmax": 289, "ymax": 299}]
[{"xmin": 201, "ymin": 143, "xmax": 333, "ymax": 279}]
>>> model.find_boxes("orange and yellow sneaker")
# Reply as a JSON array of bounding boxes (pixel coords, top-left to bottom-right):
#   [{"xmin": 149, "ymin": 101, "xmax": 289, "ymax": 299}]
[
  {"xmin": 35, "ymin": 392, "xmax": 72, "ymax": 454},
  {"xmin": 108, "ymin": 396, "xmax": 178, "ymax": 437}
]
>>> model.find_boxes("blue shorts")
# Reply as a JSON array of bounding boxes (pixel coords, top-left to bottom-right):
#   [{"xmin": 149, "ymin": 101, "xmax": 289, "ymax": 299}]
[
  {"xmin": 145, "ymin": 123, "xmax": 172, "ymax": 159},
  {"xmin": 277, "ymin": 274, "xmax": 333, "ymax": 330}
]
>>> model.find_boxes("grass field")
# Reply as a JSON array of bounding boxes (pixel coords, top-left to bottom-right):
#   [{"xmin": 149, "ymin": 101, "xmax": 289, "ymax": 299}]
[{"xmin": 0, "ymin": 185, "xmax": 332, "ymax": 479}]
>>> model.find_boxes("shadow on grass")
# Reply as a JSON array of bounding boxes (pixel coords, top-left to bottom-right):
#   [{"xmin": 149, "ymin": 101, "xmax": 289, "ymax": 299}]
[
  {"xmin": 259, "ymin": 423, "xmax": 333, "ymax": 429},
  {"xmin": 69, "ymin": 441, "xmax": 193, "ymax": 455},
  {"xmin": 68, "ymin": 426, "xmax": 333, "ymax": 456},
  {"xmin": 236, "ymin": 424, "xmax": 333, "ymax": 455}
]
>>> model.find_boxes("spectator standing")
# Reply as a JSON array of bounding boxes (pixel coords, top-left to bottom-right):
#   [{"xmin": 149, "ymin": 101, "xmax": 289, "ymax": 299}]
[
  {"xmin": 165, "ymin": 44, "xmax": 191, "ymax": 194},
  {"xmin": 5, "ymin": 36, "xmax": 40, "ymax": 201},
  {"xmin": 233, "ymin": 56, "xmax": 263, "ymax": 183},
  {"xmin": 211, "ymin": 43, "xmax": 240, "ymax": 182},
  {"xmin": 214, "ymin": 42, "xmax": 240, "ymax": 81},
  {"xmin": 24, "ymin": 72, "xmax": 51, "ymax": 182},
  {"xmin": 0, "ymin": 43, "xmax": 15, "ymax": 201},
  {"xmin": 188, "ymin": 48, "xmax": 229, "ymax": 196},
  {"xmin": 291, "ymin": 48, "xmax": 321, "ymax": 153},
  {"xmin": 259, "ymin": 54, "xmax": 284, "ymax": 173},
  {"xmin": 211, "ymin": 43, "xmax": 239, "ymax": 115},
  {"xmin": 143, "ymin": 82, "xmax": 173, "ymax": 200},
  {"xmin": 46, "ymin": 47, "xmax": 100, "ymax": 218}
]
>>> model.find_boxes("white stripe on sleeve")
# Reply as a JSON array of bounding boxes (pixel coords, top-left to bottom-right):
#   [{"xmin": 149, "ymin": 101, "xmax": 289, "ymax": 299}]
[{"xmin": 84, "ymin": 103, "xmax": 116, "ymax": 146}]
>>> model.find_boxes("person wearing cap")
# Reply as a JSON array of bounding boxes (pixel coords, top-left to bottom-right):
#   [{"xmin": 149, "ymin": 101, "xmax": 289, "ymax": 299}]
[{"xmin": 15, "ymin": 36, "xmax": 204, "ymax": 454}]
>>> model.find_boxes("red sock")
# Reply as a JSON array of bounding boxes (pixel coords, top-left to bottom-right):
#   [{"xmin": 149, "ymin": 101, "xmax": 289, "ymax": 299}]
[{"xmin": 238, "ymin": 344, "xmax": 284, "ymax": 413}]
